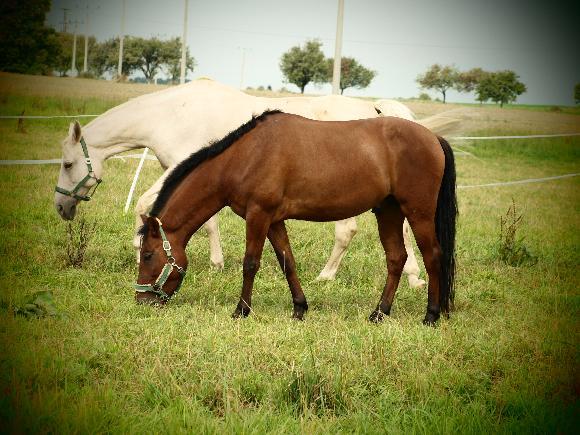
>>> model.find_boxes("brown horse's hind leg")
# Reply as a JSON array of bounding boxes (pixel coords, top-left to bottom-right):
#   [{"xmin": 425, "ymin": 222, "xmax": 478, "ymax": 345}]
[
  {"xmin": 232, "ymin": 208, "xmax": 271, "ymax": 318},
  {"xmin": 405, "ymin": 217, "xmax": 442, "ymax": 326},
  {"xmin": 267, "ymin": 221, "xmax": 308, "ymax": 320},
  {"xmin": 369, "ymin": 198, "xmax": 407, "ymax": 323}
]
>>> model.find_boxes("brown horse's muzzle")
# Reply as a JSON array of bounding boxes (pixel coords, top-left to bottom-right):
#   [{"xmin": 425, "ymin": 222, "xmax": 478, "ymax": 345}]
[{"xmin": 134, "ymin": 291, "xmax": 167, "ymax": 306}]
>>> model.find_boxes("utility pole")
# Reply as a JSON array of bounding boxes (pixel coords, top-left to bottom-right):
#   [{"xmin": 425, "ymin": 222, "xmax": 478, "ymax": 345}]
[
  {"xmin": 83, "ymin": 4, "xmax": 90, "ymax": 73},
  {"xmin": 331, "ymin": 0, "xmax": 344, "ymax": 95},
  {"xmin": 179, "ymin": 0, "xmax": 189, "ymax": 84},
  {"xmin": 238, "ymin": 47, "xmax": 248, "ymax": 90},
  {"xmin": 71, "ymin": 20, "xmax": 79, "ymax": 77},
  {"xmin": 118, "ymin": 0, "xmax": 126, "ymax": 79}
]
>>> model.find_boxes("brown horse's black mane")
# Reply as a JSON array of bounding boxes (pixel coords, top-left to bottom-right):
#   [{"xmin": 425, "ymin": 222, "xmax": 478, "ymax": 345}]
[{"xmin": 143, "ymin": 109, "xmax": 282, "ymax": 226}]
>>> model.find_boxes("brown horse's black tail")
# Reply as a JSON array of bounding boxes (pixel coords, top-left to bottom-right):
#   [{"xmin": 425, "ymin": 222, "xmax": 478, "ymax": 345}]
[{"xmin": 435, "ymin": 136, "xmax": 457, "ymax": 314}]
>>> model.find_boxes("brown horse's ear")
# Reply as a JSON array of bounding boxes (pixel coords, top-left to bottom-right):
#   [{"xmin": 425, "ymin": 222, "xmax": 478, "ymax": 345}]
[
  {"xmin": 146, "ymin": 216, "xmax": 160, "ymax": 238},
  {"xmin": 69, "ymin": 121, "xmax": 82, "ymax": 143},
  {"xmin": 140, "ymin": 214, "xmax": 148, "ymax": 225}
]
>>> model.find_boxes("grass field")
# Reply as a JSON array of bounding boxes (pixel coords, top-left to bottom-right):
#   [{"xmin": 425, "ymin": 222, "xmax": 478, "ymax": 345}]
[{"xmin": 0, "ymin": 74, "xmax": 579, "ymax": 433}]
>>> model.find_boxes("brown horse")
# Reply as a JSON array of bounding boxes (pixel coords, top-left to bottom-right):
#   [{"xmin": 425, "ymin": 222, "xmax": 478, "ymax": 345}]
[{"xmin": 135, "ymin": 110, "xmax": 457, "ymax": 325}]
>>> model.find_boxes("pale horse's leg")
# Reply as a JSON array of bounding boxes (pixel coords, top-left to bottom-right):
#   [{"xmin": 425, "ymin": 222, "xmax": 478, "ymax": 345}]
[
  {"xmin": 402, "ymin": 220, "xmax": 426, "ymax": 289},
  {"xmin": 317, "ymin": 218, "xmax": 426, "ymax": 288},
  {"xmin": 317, "ymin": 218, "xmax": 357, "ymax": 280},
  {"xmin": 132, "ymin": 169, "xmax": 224, "ymax": 269}
]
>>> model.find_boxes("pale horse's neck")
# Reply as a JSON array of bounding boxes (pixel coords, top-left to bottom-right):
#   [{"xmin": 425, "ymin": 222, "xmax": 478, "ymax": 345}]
[{"xmin": 80, "ymin": 108, "xmax": 170, "ymax": 167}]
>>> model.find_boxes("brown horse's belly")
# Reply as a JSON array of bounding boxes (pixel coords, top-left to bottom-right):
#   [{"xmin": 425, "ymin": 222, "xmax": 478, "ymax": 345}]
[{"xmin": 283, "ymin": 184, "xmax": 388, "ymax": 222}]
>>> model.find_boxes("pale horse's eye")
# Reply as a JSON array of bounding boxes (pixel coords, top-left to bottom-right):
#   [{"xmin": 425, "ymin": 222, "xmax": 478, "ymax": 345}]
[{"xmin": 63, "ymin": 161, "xmax": 73, "ymax": 170}]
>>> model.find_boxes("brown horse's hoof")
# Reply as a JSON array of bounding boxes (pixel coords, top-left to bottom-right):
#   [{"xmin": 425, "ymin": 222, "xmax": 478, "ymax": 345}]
[
  {"xmin": 232, "ymin": 304, "xmax": 251, "ymax": 319},
  {"xmin": 369, "ymin": 310, "xmax": 387, "ymax": 323},
  {"xmin": 422, "ymin": 311, "xmax": 440, "ymax": 326},
  {"xmin": 292, "ymin": 300, "xmax": 308, "ymax": 320},
  {"xmin": 292, "ymin": 310, "xmax": 306, "ymax": 321}
]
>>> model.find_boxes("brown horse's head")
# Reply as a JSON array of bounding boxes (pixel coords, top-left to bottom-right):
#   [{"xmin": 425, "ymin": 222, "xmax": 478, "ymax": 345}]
[{"xmin": 134, "ymin": 216, "xmax": 187, "ymax": 305}]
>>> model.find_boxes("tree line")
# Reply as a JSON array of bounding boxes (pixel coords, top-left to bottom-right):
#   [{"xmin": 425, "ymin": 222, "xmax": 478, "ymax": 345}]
[
  {"xmin": 0, "ymin": 0, "xmax": 194, "ymax": 83},
  {"xmin": 417, "ymin": 64, "xmax": 527, "ymax": 107},
  {"xmin": 65, "ymin": 35, "xmax": 195, "ymax": 83}
]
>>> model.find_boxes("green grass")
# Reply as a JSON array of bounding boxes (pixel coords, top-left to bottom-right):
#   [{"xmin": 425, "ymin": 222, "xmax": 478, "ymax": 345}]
[{"xmin": 0, "ymin": 89, "xmax": 579, "ymax": 433}]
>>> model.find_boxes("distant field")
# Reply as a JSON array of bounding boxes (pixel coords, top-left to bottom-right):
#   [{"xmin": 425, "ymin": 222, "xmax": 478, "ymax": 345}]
[{"xmin": 0, "ymin": 73, "xmax": 578, "ymax": 433}]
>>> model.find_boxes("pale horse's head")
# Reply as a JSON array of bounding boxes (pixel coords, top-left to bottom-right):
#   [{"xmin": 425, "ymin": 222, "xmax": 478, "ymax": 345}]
[{"xmin": 54, "ymin": 121, "xmax": 103, "ymax": 220}]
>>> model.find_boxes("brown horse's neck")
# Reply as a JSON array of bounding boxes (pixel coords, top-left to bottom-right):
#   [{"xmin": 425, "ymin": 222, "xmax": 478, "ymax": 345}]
[{"xmin": 156, "ymin": 160, "xmax": 226, "ymax": 246}]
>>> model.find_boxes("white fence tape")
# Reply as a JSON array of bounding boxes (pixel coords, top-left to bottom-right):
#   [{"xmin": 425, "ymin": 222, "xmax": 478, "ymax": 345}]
[
  {"xmin": 0, "ymin": 154, "xmax": 157, "ymax": 166},
  {"xmin": 0, "ymin": 114, "xmax": 100, "ymax": 119},
  {"xmin": 457, "ymin": 173, "xmax": 579, "ymax": 189},
  {"xmin": 451, "ymin": 133, "xmax": 580, "ymax": 140}
]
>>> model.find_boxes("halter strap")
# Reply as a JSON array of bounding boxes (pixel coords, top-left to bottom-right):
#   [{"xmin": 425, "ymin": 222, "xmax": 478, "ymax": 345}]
[
  {"xmin": 55, "ymin": 137, "xmax": 102, "ymax": 201},
  {"xmin": 134, "ymin": 218, "xmax": 186, "ymax": 301}
]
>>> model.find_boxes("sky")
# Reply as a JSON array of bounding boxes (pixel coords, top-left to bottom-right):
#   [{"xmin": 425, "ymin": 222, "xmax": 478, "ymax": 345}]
[{"xmin": 46, "ymin": 0, "xmax": 580, "ymax": 105}]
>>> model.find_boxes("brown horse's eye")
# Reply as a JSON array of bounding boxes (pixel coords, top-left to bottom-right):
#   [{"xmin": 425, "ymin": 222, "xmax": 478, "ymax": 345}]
[
  {"xmin": 63, "ymin": 161, "xmax": 73, "ymax": 169},
  {"xmin": 143, "ymin": 252, "xmax": 153, "ymax": 262}
]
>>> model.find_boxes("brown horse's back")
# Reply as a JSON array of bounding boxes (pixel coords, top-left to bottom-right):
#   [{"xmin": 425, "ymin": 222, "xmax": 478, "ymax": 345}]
[{"xmin": 222, "ymin": 113, "xmax": 444, "ymax": 222}]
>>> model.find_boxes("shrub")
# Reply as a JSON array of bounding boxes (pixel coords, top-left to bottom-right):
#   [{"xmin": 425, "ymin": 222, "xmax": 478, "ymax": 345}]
[{"xmin": 418, "ymin": 92, "xmax": 431, "ymax": 101}]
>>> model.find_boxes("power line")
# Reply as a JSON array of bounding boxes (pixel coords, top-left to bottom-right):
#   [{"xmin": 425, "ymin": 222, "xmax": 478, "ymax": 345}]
[{"xmin": 60, "ymin": 8, "xmax": 70, "ymax": 32}]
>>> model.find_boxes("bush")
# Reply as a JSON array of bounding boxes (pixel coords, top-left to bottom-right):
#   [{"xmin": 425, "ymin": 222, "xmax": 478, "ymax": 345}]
[{"xmin": 418, "ymin": 92, "xmax": 431, "ymax": 101}]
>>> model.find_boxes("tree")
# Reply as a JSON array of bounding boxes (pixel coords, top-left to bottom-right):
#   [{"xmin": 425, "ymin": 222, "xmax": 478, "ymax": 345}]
[
  {"xmin": 575, "ymin": 83, "xmax": 580, "ymax": 105},
  {"xmin": 0, "ymin": 0, "xmax": 61, "ymax": 74},
  {"xmin": 455, "ymin": 67, "xmax": 488, "ymax": 93},
  {"xmin": 280, "ymin": 40, "xmax": 327, "ymax": 93},
  {"xmin": 123, "ymin": 37, "xmax": 167, "ymax": 83},
  {"xmin": 162, "ymin": 37, "xmax": 196, "ymax": 84},
  {"xmin": 416, "ymin": 64, "xmax": 459, "ymax": 103},
  {"xmin": 90, "ymin": 38, "xmax": 118, "ymax": 77},
  {"xmin": 475, "ymin": 70, "xmax": 526, "ymax": 107},
  {"xmin": 325, "ymin": 57, "xmax": 376, "ymax": 94}
]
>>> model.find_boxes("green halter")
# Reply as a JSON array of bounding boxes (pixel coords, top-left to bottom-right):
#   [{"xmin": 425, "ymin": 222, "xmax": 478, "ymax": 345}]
[
  {"xmin": 55, "ymin": 137, "xmax": 102, "ymax": 201},
  {"xmin": 134, "ymin": 218, "xmax": 186, "ymax": 302}
]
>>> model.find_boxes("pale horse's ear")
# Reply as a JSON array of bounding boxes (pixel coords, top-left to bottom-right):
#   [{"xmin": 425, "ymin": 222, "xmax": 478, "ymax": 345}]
[{"xmin": 68, "ymin": 121, "xmax": 82, "ymax": 143}]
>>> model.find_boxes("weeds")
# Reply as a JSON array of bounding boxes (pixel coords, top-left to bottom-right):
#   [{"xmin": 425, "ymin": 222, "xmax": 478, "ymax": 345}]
[
  {"xmin": 498, "ymin": 199, "xmax": 537, "ymax": 266},
  {"xmin": 16, "ymin": 110, "xmax": 26, "ymax": 133},
  {"xmin": 64, "ymin": 216, "xmax": 97, "ymax": 268},
  {"xmin": 14, "ymin": 291, "xmax": 67, "ymax": 319}
]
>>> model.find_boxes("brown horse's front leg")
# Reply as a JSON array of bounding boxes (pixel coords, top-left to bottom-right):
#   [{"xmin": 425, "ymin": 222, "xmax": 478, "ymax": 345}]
[
  {"xmin": 267, "ymin": 221, "xmax": 308, "ymax": 320},
  {"xmin": 232, "ymin": 209, "xmax": 271, "ymax": 319}
]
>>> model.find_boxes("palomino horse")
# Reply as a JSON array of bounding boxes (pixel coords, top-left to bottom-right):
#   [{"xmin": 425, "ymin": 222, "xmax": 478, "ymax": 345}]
[
  {"xmin": 135, "ymin": 111, "xmax": 457, "ymax": 325},
  {"xmin": 54, "ymin": 79, "xmax": 456, "ymax": 284}
]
